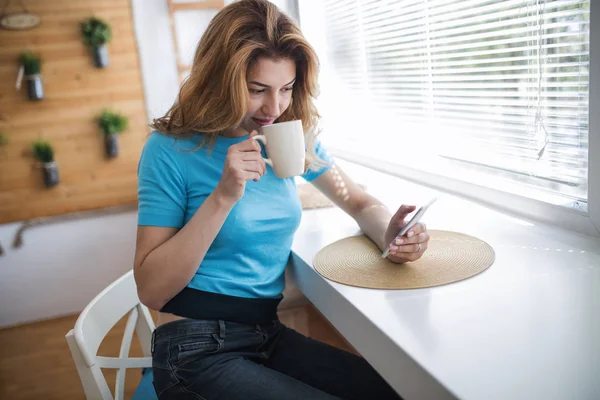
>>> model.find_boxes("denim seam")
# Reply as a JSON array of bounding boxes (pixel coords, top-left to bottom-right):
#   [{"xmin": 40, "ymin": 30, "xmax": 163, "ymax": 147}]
[
  {"xmin": 165, "ymin": 339, "xmax": 207, "ymax": 400},
  {"xmin": 171, "ymin": 334, "xmax": 222, "ymax": 368},
  {"xmin": 154, "ymin": 327, "xmax": 253, "ymax": 345},
  {"xmin": 175, "ymin": 383, "xmax": 206, "ymax": 400},
  {"xmin": 178, "ymin": 335, "xmax": 220, "ymax": 353},
  {"xmin": 255, "ymin": 326, "xmax": 268, "ymax": 353},
  {"xmin": 154, "ymin": 339, "xmax": 179, "ymax": 398},
  {"xmin": 155, "ymin": 380, "xmax": 179, "ymax": 398}
]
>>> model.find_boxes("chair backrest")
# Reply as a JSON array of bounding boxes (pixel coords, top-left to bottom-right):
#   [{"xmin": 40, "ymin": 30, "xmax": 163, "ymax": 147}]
[{"xmin": 65, "ymin": 270, "xmax": 155, "ymax": 400}]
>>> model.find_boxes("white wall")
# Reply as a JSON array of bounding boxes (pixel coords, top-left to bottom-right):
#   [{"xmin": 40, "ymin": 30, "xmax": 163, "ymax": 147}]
[
  {"xmin": 0, "ymin": 0, "xmax": 299, "ymax": 329},
  {"xmin": 0, "ymin": 212, "xmax": 139, "ymax": 328},
  {"xmin": 131, "ymin": 0, "xmax": 179, "ymax": 122}
]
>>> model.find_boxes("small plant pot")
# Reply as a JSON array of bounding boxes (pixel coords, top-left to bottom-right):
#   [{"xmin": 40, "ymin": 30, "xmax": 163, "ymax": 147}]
[
  {"xmin": 92, "ymin": 45, "xmax": 109, "ymax": 68},
  {"xmin": 26, "ymin": 75, "xmax": 44, "ymax": 101},
  {"xmin": 105, "ymin": 134, "xmax": 119, "ymax": 158},
  {"xmin": 42, "ymin": 162, "xmax": 59, "ymax": 187}
]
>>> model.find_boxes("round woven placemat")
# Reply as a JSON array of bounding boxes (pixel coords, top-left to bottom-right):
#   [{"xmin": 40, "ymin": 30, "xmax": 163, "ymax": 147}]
[{"xmin": 314, "ymin": 230, "xmax": 495, "ymax": 289}]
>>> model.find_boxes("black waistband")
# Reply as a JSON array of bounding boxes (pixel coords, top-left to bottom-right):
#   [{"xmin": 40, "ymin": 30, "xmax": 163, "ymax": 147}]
[{"xmin": 160, "ymin": 287, "xmax": 282, "ymax": 325}]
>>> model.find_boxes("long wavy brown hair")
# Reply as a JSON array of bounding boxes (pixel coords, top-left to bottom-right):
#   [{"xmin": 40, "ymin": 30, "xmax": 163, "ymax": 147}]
[{"xmin": 151, "ymin": 0, "xmax": 328, "ymax": 170}]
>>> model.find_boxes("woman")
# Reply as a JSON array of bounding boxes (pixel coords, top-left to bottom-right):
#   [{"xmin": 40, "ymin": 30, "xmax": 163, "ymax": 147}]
[{"xmin": 135, "ymin": 1, "xmax": 430, "ymax": 399}]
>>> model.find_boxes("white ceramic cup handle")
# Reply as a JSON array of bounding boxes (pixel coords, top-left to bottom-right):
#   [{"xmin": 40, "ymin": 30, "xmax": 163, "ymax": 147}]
[{"xmin": 251, "ymin": 135, "xmax": 273, "ymax": 166}]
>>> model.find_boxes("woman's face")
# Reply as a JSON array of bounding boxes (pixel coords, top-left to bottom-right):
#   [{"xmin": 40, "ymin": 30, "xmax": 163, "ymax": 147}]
[{"xmin": 238, "ymin": 56, "xmax": 296, "ymax": 135}]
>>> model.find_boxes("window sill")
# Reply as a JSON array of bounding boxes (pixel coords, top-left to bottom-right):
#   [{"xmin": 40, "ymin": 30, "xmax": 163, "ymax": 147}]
[{"xmin": 330, "ymin": 151, "xmax": 600, "ymax": 239}]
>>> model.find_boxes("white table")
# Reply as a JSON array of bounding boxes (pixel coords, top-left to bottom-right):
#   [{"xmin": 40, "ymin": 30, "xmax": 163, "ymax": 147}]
[{"xmin": 289, "ymin": 162, "xmax": 600, "ymax": 400}]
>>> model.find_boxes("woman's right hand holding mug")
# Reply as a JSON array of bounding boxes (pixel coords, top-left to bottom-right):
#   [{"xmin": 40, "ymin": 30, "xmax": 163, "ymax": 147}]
[{"xmin": 215, "ymin": 130, "xmax": 267, "ymax": 203}]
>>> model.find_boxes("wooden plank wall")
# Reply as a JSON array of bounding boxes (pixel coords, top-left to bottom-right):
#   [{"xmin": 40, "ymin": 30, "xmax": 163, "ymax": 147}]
[{"xmin": 0, "ymin": 0, "xmax": 149, "ymax": 224}]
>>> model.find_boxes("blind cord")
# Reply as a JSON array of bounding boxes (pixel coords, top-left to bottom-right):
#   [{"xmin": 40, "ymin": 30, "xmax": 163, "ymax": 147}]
[{"xmin": 534, "ymin": 0, "xmax": 550, "ymax": 160}]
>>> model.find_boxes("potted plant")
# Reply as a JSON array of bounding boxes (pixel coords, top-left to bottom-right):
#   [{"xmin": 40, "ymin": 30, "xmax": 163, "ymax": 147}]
[
  {"xmin": 19, "ymin": 50, "xmax": 43, "ymax": 100},
  {"xmin": 98, "ymin": 109, "xmax": 128, "ymax": 158},
  {"xmin": 81, "ymin": 17, "xmax": 111, "ymax": 68},
  {"xmin": 31, "ymin": 140, "xmax": 59, "ymax": 187}
]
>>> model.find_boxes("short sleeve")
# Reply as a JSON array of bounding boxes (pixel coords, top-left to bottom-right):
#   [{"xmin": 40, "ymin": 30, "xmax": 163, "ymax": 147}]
[
  {"xmin": 301, "ymin": 139, "xmax": 334, "ymax": 182},
  {"xmin": 137, "ymin": 133, "xmax": 187, "ymax": 228}
]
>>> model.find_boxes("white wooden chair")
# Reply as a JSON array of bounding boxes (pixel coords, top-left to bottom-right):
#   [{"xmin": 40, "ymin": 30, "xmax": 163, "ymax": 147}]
[{"xmin": 65, "ymin": 270, "xmax": 157, "ymax": 400}]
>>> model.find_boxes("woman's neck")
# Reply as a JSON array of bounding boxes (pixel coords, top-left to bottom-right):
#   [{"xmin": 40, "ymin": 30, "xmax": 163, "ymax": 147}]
[{"xmin": 221, "ymin": 126, "xmax": 248, "ymax": 138}]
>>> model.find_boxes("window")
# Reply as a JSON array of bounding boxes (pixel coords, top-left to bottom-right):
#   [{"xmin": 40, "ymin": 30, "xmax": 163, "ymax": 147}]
[{"xmin": 299, "ymin": 0, "xmax": 599, "ymax": 236}]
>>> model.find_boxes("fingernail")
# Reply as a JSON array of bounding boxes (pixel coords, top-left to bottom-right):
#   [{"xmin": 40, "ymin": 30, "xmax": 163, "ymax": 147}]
[
  {"xmin": 407, "ymin": 231, "xmax": 414, "ymax": 238},
  {"xmin": 390, "ymin": 245, "xmax": 398, "ymax": 250},
  {"xmin": 395, "ymin": 238, "xmax": 403, "ymax": 245}
]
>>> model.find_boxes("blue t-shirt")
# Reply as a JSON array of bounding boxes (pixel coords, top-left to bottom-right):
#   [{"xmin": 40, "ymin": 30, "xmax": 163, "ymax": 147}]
[{"xmin": 137, "ymin": 131, "xmax": 332, "ymax": 299}]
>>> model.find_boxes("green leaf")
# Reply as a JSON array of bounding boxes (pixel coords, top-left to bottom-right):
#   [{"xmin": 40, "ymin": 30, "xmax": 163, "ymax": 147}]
[
  {"xmin": 19, "ymin": 51, "xmax": 41, "ymax": 75},
  {"xmin": 98, "ymin": 109, "xmax": 129, "ymax": 135},
  {"xmin": 31, "ymin": 140, "xmax": 54, "ymax": 163},
  {"xmin": 81, "ymin": 17, "xmax": 112, "ymax": 47}
]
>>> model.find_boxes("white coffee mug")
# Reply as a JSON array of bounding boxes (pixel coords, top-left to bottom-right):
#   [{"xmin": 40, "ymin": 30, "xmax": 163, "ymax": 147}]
[{"xmin": 252, "ymin": 120, "xmax": 305, "ymax": 178}]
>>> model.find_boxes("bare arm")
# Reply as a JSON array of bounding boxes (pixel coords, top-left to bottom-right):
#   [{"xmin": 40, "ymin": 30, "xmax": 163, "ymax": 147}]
[
  {"xmin": 311, "ymin": 164, "xmax": 390, "ymax": 250},
  {"xmin": 133, "ymin": 190, "xmax": 235, "ymax": 310},
  {"xmin": 311, "ymin": 164, "xmax": 429, "ymax": 263}
]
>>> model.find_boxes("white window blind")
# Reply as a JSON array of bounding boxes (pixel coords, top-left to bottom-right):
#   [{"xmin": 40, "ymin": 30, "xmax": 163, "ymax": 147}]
[{"xmin": 318, "ymin": 0, "xmax": 590, "ymax": 204}]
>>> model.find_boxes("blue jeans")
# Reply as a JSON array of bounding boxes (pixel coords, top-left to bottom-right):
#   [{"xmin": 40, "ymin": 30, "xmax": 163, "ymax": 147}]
[{"xmin": 151, "ymin": 318, "xmax": 401, "ymax": 400}]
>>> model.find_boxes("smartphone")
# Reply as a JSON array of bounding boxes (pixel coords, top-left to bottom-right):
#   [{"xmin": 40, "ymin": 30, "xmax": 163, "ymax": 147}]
[{"xmin": 381, "ymin": 197, "xmax": 438, "ymax": 258}]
